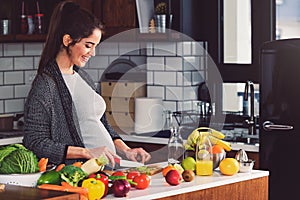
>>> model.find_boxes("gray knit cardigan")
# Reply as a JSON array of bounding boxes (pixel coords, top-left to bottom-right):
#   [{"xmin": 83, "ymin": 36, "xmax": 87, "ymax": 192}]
[{"xmin": 23, "ymin": 60, "xmax": 122, "ymax": 165}]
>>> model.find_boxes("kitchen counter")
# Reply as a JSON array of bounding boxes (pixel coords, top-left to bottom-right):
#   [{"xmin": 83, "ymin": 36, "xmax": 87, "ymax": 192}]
[
  {"xmin": 0, "ymin": 163, "xmax": 269, "ymax": 200},
  {"xmin": 0, "ymin": 134, "xmax": 259, "ymax": 153},
  {"xmin": 105, "ymin": 163, "xmax": 269, "ymax": 200}
]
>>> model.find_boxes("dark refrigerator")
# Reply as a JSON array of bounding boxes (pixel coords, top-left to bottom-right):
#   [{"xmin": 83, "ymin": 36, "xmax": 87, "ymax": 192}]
[{"xmin": 260, "ymin": 39, "xmax": 300, "ymax": 200}]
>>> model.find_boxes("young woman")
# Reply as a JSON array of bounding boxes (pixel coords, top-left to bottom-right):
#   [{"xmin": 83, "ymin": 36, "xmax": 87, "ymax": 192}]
[{"xmin": 23, "ymin": 1, "xmax": 151, "ymax": 166}]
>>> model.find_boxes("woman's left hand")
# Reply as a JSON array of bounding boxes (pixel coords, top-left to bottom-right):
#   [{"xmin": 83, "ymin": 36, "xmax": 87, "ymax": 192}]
[{"xmin": 124, "ymin": 148, "xmax": 151, "ymax": 164}]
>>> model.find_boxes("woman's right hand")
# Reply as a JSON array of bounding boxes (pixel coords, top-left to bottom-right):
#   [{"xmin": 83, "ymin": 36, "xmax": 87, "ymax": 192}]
[{"xmin": 87, "ymin": 146, "xmax": 120, "ymax": 167}]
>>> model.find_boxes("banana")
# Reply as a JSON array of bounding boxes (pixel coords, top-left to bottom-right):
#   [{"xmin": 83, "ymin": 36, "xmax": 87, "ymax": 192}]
[
  {"xmin": 208, "ymin": 136, "xmax": 232, "ymax": 151},
  {"xmin": 197, "ymin": 127, "xmax": 225, "ymax": 139}
]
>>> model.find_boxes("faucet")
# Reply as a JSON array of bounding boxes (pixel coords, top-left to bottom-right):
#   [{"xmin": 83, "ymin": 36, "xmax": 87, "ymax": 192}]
[{"xmin": 244, "ymin": 80, "xmax": 256, "ymax": 135}]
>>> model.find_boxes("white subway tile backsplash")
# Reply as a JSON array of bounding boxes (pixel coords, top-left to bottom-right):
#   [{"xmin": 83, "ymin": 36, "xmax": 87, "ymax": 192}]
[
  {"xmin": 15, "ymin": 84, "xmax": 31, "ymax": 98},
  {"xmin": 119, "ymin": 42, "xmax": 140, "ymax": 55},
  {"xmin": 5, "ymin": 99, "xmax": 24, "ymax": 113},
  {"xmin": 184, "ymin": 56, "xmax": 201, "ymax": 71},
  {"xmin": 177, "ymin": 71, "xmax": 192, "ymax": 86},
  {"xmin": 0, "ymin": 86, "xmax": 14, "ymax": 99},
  {"xmin": 147, "ymin": 85, "xmax": 165, "ymax": 99},
  {"xmin": 192, "ymin": 41, "xmax": 205, "ymax": 56},
  {"xmin": 24, "ymin": 43, "xmax": 43, "ymax": 56},
  {"xmin": 154, "ymin": 71, "xmax": 176, "ymax": 86},
  {"xmin": 166, "ymin": 86, "xmax": 183, "ymax": 101},
  {"xmin": 147, "ymin": 57, "xmax": 164, "ymax": 70},
  {"xmin": 177, "ymin": 41, "xmax": 192, "ymax": 56},
  {"xmin": 153, "ymin": 42, "xmax": 176, "ymax": 56},
  {"xmin": 162, "ymin": 101, "xmax": 176, "ymax": 112},
  {"xmin": 89, "ymin": 56, "xmax": 109, "ymax": 69},
  {"xmin": 165, "ymin": 57, "xmax": 183, "ymax": 71},
  {"xmin": 14, "ymin": 57, "xmax": 34, "ymax": 70},
  {"xmin": 0, "ymin": 72, "xmax": 3, "ymax": 84},
  {"xmin": 177, "ymin": 100, "xmax": 193, "ymax": 112},
  {"xmin": 85, "ymin": 69, "xmax": 99, "ymax": 82},
  {"xmin": 0, "ymin": 57, "xmax": 13, "ymax": 71},
  {"xmin": 0, "ymin": 100, "xmax": 3, "ymax": 113},
  {"xmin": 24, "ymin": 70, "xmax": 37, "ymax": 84},
  {"xmin": 130, "ymin": 56, "xmax": 146, "ymax": 68},
  {"xmin": 34, "ymin": 56, "xmax": 40, "ymax": 69},
  {"xmin": 0, "ymin": 44, "xmax": 3, "ymax": 56},
  {"xmin": 184, "ymin": 86, "xmax": 198, "ymax": 100},
  {"xmin": 3, "ymin": 43, "xmax": 23, "ymax": 56},
  {"xmin": 4, "ymin": 71, "xmax": 24, "ymax": 85},
  {"xmin": 98, "ymin": 42, "xmax": 119, "ymax": 55},
  {"xmin": 147, "ymin": 71, "xmax": 154, "ymax": 85}
]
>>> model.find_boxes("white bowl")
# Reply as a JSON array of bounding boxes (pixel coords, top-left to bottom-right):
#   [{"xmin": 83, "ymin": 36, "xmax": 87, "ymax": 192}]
[{"xmin": 0, "ymin": 172, "xmax": 42, "ymax": 187}]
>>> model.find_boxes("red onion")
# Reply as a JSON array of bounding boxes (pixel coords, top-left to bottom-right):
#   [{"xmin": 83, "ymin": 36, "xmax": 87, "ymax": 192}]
[{"xmin": 111, "ymin": 179, "xmax": 131, "ymax": 197}]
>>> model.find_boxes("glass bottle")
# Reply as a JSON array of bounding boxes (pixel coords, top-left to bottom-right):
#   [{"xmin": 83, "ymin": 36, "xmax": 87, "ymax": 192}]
[
  {"xmin": 167, "ymin": 115, "xmax": 184, "ymax": 165},
  {"xmin": 195, "ymin": 130, "xmax": 213, "ymax": 176}
]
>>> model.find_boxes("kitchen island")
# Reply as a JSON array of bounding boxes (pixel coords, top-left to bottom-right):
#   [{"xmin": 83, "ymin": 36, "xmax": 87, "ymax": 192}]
[{"xmin": 0, "ymin": 167, "xmax": 269, "ymax": 200}]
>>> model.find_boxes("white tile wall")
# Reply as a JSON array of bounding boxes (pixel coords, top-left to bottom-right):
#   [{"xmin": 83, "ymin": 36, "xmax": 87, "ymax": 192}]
[
  {"xmin": 4, "ymin": 71, "xmax": 24, "ymax": 85},
  {"xmin": 5, "ymin": 99, "xmax": 24, "ymax": 113},
  {"xmin": 3, "ymin": 43, "xmax": 23, "ymax": 56},
  {"xmin": 0, "ymin": 58, "xmax": 13, "ymax": 71},
  {"xmin": 0, "ymin": 86, "xmax": 14, "ymax": 99},
  {"xmin": 14, "ymin": 57, "xmax": 34, "ymax": 70},
  {"xmin": 0, "ymin": 40, "xmax": 208, "ymax": 115}
]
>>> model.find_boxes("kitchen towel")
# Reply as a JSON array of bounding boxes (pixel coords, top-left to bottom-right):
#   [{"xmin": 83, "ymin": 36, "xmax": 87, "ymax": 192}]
[{"xmin": 134, "ymin": 97, "xmax": 164, "ymax": 134}]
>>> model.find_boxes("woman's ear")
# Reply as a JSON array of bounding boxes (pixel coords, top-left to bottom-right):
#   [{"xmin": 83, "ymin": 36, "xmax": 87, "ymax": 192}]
[{"xmin": 62, "ymin": 34, "xmax": 72, "ymax": 47}]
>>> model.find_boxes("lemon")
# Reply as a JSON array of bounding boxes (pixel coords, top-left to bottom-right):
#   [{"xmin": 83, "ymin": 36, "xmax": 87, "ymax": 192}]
[
  {"xmin": 219, "ymin": 158, "xmax": 239, "ymax": 176},
  {"xmin": 174, "ymin": 163, "xmax": 184, "ymax": 174},
  {"xmin": 181, "ymin": 156, "xmax": 196, "ymax": 171}
]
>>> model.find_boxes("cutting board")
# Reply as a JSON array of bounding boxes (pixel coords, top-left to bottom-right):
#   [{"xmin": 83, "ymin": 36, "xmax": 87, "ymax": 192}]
[{"xmin": 103, "ymin": 164, "xmax": 163, "ymax": 176}]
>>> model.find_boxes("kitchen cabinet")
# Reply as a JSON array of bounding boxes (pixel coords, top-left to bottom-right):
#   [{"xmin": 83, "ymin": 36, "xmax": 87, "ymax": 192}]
[{"xmin": 0, "ymin": 0, "xmax": 137, "ymax": 42}]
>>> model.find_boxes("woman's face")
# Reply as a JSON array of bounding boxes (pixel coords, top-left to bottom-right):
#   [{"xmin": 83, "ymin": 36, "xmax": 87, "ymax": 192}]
[{"xmin": 68, "ymin": 29, "xmax": 102, "ymax": 67}]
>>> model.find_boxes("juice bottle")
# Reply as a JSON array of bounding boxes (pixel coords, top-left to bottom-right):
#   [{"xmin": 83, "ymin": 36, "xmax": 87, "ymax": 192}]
[{"xmin": 195, "ymin": 130, "xmax": 213, "ymax": 176}]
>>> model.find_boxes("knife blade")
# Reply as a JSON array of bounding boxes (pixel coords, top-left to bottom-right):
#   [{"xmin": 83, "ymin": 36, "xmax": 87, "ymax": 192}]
[{"xmin": 114, "ymin": 158, "xmax": 144, "ymax": 167}]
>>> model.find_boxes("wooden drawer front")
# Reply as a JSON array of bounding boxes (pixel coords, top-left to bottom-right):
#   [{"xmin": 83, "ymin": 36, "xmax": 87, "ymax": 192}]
[
  {"xmin": 101, "ymin": 81, "xmax": 146, "ymax": 97},
  {"xmin": 103, "ymin": 97, "xmax": 135, "ymax": 112},
  {"xmin": 105, "ymin": 111, "xmax": 134, "ymax": 128}
]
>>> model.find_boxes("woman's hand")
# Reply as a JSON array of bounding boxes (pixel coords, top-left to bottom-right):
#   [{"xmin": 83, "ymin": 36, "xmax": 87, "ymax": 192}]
[
  {"xmin": 87, "ymin": 146, "xmax": 120, "ymax": 167},
  {"xmin": 124, "ymin": 148, "xmax": 151, "ymax": 164}
]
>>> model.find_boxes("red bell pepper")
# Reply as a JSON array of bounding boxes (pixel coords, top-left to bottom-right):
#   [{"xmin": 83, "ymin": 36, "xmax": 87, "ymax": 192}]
[{"xmin": 89, "ymin": 173, "xmax": 109, "ymax": 197}]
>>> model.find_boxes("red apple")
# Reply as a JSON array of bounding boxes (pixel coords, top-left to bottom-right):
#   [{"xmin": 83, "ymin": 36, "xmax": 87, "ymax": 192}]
[{"xmin": 165, "ymin": 169, "xmax": 182, "ymax": 186}]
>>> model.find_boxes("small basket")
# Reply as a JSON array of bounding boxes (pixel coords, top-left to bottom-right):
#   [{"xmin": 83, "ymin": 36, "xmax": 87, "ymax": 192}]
[{"xmin": 0, "ymin": 172, "xmax": 42, "ymax": 187}]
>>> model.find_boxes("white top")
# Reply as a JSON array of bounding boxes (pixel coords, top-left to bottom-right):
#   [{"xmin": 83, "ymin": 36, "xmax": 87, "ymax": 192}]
[{"xmin": 63, "ymin": 72, "xmax": 116, "ymax": 153}]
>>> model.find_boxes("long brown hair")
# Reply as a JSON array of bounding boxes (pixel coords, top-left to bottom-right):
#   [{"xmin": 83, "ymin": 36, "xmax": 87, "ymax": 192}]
[{"xmin": 38, "ymin": 1, "xmax": 104, "ymax": 74}]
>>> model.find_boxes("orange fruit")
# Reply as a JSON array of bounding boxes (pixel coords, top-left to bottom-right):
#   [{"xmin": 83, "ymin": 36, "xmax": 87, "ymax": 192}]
[
  {"xmin": 162, "ymin": 165, "xmax": 176, "ymax": 177},
  {"xmin": 219, "ymin": 158, "xmax": 239, "ymax": 176},
  {"xmin": 211, "ymin": 144, "xmax": 225, "ymax": 154}
]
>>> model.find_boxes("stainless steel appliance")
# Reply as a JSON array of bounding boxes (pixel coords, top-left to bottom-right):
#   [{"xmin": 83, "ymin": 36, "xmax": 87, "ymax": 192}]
[{"xmin": 260, "ymin": 39, "xmax": 300, "ymax": 200}]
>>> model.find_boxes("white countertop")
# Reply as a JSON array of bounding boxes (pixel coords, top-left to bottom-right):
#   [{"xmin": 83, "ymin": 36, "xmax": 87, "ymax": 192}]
[
  {"xmin": 0, "ymin": 135, "xmax": 259, "ymax": 152},
  {"xmin": 104, "ymin": 162, "xmax": 269, "ymax": 200},
  {"xmin": 121, "ymin": 134, "xmax": 259, "ymax": 152}
]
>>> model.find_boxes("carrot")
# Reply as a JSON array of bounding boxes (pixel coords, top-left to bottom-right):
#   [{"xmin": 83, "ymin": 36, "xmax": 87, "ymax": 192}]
[
  {"xmin": 38, "ymin": 184, "xmax": 88, "ymax": 197},
  {"xmin": 55, "ymin": 164, "xmax": 65, "ymax": 172},
  {"xmin": 38, "ymin": 158, "xmax": 48, "ymax": 172},
  {"xmin": 72, "ymin": 161, "xmax": 83, "ymax": 168}
]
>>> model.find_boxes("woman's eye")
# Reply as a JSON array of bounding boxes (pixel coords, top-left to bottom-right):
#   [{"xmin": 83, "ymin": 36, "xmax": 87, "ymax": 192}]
[{"xmin": 85, "ymin": 44, "xmax": 92, "ymax": 48}]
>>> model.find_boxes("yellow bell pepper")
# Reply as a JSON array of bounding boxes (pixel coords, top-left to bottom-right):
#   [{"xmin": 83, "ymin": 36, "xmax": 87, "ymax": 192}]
[{"xmin": 82, "ymin": 178, "xmax": 105, "ymax": 200}]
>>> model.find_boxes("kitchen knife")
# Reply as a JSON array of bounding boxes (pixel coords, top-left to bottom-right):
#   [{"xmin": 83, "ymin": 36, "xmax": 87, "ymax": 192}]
[{"xmin": 114, "ymin": 158, "xmax": 144, "ymax": 168}]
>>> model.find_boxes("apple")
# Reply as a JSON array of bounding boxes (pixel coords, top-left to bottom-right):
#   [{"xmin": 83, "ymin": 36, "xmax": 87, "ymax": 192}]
[
  {"xmin": 181, "ymin": 156, "xmax": 196, "ymax": 171},
  {"xmin": 165, "ymin": 169, "xmax": 182, "ymax": 186},
  {"xmin": 182, "ymin": 170, "xmax": 195, "ymax": 182}
]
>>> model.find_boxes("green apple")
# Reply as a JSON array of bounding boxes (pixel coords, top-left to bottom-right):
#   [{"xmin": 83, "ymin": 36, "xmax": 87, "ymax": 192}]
[{"xmin": 181, "ymin": 156, "xmax": 196, "ymax": 171}]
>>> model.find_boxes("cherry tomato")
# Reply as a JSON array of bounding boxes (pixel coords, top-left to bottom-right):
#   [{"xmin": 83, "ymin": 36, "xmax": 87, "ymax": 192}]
[
  {"xmin": 133, "ymin": 174, "xmax": 151, "ymax": 189},
  {"xmin": 126, "ymin": 171, "xmax": 141, "ymax": 180},
  {"xmin": 112, "ymin": 171, "xmax": 126, "ymax": 177}
]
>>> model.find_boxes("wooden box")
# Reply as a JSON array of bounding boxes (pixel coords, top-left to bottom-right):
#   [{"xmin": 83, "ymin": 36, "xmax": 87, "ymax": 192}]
[
  {"xmin": 105, "ymin": 111, "xmax": 135, "ymax": 128},
  {"xmin": 103, "ymin": 97, "xmax": 135, "ymax": 112},
  {"xmin": 101, "ymin": 81, "xmax": 146, "ymax": 98}
]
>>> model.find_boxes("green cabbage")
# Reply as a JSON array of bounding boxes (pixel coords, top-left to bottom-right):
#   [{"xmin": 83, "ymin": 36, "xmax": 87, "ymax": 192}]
[{"xmin": 0, "ymin": 144, "xmax": 39, "ymax": 174}]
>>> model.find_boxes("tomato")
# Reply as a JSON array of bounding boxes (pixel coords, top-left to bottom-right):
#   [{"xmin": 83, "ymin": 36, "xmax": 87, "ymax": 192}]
[
  {"xmin": 133, "ymin": 174, "xmax": 150, "ymax": 190},
  {"xmin": 126, "ymin": 171, "xmax": 141, "ymax": 180},
  {"xmin": 112, "ymin": 171, "xmax": 126, "ymax": 177}
]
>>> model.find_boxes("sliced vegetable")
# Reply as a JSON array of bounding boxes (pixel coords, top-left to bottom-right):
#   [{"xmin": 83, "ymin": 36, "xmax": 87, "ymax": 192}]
[
  {"xmin": 72, "ymin": 162, "xmax": 82, "ymax": 168},
  {"xmin": 38, "ymin": 158, "xmax": 48, "ymax": 172},
  {"xmin": 81, "ymin": 155, "xmax": 108, "ymax": 175},
  {"xmin": 82, "ymin": 178, "xmax": 105, "ymax": 200}
]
